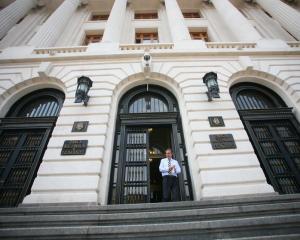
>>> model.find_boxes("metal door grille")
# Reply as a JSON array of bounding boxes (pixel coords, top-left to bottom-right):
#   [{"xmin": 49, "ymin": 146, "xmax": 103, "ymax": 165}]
[
  {"xmin": 122, "ymin": 128, "xmax": 149, "ymax": 204},
  {"xmin": 0, "ymin": 128, "xmax": 51, "ymax": 207},
  {"xmin": 246, "ymin": 119, "xmax": 300, "ymax": 194}
]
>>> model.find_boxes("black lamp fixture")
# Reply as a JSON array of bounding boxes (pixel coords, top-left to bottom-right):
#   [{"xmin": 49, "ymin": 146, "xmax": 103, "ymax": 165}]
[
  {"xmin": 74, "ymin": 76, "xmax": 93, "ymax": 106},
  {"xmin": 203, "ymin": 72, "xmax": 220, "ymax": 102}
]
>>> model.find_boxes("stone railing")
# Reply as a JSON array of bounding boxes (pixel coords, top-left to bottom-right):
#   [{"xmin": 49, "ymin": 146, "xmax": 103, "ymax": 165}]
[
  {"xmin": 287, "ymin": 41, "xmax": 300, "ymax": 48},
  {"xmin": 206, "ymin": 42, "xmax": 257, "ymax": 49},
  {"xmin": 120, "ymin": 43, "xmax": 174, "ymax": 51},
  {"xmin": 33, "ymin": 46, "xmax": 87, "ymax": 55}
]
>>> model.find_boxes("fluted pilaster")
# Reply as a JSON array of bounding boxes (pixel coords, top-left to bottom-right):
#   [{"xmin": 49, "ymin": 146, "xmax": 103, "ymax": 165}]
[
  {"xmin": 164, "ymin": 0, "xmax": 191, "ymax": 42},
  {"xmin": 102, "ymin": 0, "xmax": 128, "ymax": 42},
  {"xmin": 0, "ymin": 0, "xmax": 36, "ymax": 40},
  {"xmin": 28, "ymin": 0, "xmax": 80, "ymax": 47},
  {"xmin": 211, "ymin": 0, "xmax": 261, "ymax": 42},
  {"xmin": 256, "ymin": 0, "xmax": 300, "ymax": 40}
]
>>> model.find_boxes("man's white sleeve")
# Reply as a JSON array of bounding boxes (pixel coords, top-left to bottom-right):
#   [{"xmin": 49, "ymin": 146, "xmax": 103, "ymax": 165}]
[
  {"xmin": 175, "ymin": 161, "xmax": 181, "ymax": 174},
  {"xmin": 159, "ymin": 160, "xmax": 168, "ymax": 173}
]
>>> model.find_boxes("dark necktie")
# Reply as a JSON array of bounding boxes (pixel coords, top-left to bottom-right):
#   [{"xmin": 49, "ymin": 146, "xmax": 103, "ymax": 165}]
[{"xmin": 168, "ymin": 159, "xmax": 171, "ymax": 174}]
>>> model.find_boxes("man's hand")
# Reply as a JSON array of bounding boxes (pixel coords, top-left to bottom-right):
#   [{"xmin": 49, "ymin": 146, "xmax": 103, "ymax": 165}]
[{"xmin": 169, "ymin": 165, "xmax": 175, "ymax": 171}]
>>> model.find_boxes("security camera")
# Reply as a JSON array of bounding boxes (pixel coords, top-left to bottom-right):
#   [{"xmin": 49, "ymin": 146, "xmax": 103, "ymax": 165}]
[
  {"xmin": 143, "ymin": 53, "xmax": 151, "ymax": 65},
  {"xmin": 142, "ymin": 52, "xmax": 152, "ymax": 72}
]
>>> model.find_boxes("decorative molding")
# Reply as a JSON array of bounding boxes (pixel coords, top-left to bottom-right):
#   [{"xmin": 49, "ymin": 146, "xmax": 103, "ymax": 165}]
[
  {"xmin": 33, "ymin": 46, "xmax": 88, "ymax": 55},
  {"xmin": 287, "ymin": 42, "xmax": 300, "ymax": 48},
  {"xmin": 37, "ymin": 62, "xmax": 53, "ymax": 78},
  {"xmin": 239, "ymin": 107, "xmax": 294, "ymax": 120},
  {"xmin": 120, "ymin": 112, "xmax": 178, "ymax": 121},
  {"xmin": 120, "ymin": 43, "xmax": 174, "ymax": 51},
  {"xmin": 0, "ymin": 117, "xmax": 57, "ymax": 127},
  {"xmin": 206, "ymin": 42, "xmax": 256, "ymax": 49}
]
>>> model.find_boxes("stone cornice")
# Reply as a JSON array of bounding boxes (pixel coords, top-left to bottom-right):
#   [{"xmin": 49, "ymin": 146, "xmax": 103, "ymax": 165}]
[{"xmin": 0, "ymin": 47, "xmax": 300, "ymax": 64}]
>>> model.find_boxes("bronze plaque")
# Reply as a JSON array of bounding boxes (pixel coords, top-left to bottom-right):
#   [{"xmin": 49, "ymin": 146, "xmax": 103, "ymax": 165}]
[
  {"xmin": 61, "ymin": 140, "xmax": 88, "ymax": 155},
  {"xmin": 208, "ymin": 116, "xmax": 225, "ymax": 127},
  {"xmin": 72, "ymin": 121, "xmax": 89, "ymax": 132},
  {"xmin": 209, "ymin": 134, "xmax": 236, "ymax": 150}
]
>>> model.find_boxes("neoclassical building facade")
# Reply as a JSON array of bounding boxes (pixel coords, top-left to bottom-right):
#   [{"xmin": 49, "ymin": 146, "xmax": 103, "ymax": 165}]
[{"xmin": 0, "ymin": 0, "xmax": 300, "ymax": 208}]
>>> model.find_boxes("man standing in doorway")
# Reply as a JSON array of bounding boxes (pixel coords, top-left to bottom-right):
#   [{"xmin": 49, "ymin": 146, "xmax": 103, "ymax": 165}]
[{"xmin": 159, "ymin": 148, "xmax": 181, "ymax": 202}]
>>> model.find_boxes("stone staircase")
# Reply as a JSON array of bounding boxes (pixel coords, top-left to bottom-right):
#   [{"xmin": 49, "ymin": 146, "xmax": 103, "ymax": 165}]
[{"xmin": 0, "ymin": 194, "xmax": 300, "ymax": 239}]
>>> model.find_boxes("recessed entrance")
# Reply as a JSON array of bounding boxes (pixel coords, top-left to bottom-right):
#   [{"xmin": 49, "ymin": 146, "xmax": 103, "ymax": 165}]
[
  {"xmin": 108, "ymin": 85, "xmax": 193, "ymax": 204},
  {"xmin": 150, "ymin": 126, "xmax": 172, "ymax": 203}
]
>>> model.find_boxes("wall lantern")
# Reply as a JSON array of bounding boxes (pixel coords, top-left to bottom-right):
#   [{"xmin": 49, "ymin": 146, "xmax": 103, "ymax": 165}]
[
  {"xmin": 203, "ymin": 72, "xmax": 220, "ymax": 102},
  {"xmin": 74, "ymin": 76, "xmax": 93, "ymax": 106}
]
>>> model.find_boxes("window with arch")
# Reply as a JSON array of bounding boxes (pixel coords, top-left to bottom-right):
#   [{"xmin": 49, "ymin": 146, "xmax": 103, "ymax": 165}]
[
  {"xmin": 230, "ymin": 83, "xmax": 300, "ymax": 194},
  {"xmin": 7, "ymin": 89, "xmax": 64, "ymax": 118},
  {"xmin": 129, "ymin": 93, "xmax": 169, "ymax": 113},
  {"xmin": 230, "ymin": 83, "xmax": 286, "ymax": 110},
  {"xmin": 119, "ymin": 86, "xmax": 178, "ymax": 114},
  {"xmin": 0, "ymin": 89, "xmax": 65, "ymax": 207}
]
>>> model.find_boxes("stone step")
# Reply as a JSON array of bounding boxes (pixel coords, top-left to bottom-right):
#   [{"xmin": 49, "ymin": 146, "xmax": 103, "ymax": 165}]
[
  {"xmin": 0, "ymin": 194, "xmax": 299, "ymax": 239},
  {"xmin": 0, "ymin": 201, "xmax": 299, "ymax": 228},
  {"xmin": 0, "ymin": 214, "xmax": 300, "ymax": 239},
  {"xmin": 1, "ymin": 193, "xmax": 300, "ymax": 215}
]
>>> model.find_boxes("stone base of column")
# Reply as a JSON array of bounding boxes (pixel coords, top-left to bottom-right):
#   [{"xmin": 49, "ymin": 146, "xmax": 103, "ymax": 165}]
[
  {"xmin": 173, "ymin": 40, "xmax": 207, "ymax": 50},
  {"xmin": 0, "ymin": 46, "xmax": 35, "ymax": 60},
  {"xmin": 86, "ymin": 42, "xmax": 120, "ymax": 54},
  {"xmin": 256, "ymin": 39, "xmax": 289, "ymax": 50}
]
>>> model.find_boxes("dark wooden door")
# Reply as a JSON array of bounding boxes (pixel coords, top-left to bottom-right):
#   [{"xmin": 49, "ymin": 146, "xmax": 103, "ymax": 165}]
[
  {"xmin": 0, "ymin": 119, "xmax": 55, "ymax": 207},
  {"xmin": 110, "ymin": 122, "xmax": 193, "ymax": 204},
  {"xmin": 0, "ymin": 89, "xmax": 64, "ymax": 207},
  {"xmin": 241, "ymin": 110, "xmax": 300, "ymax": 194},
  {"xmin": 108, "ymin": 85, "xmax": 193, "ymax": 204},
  {"xmin": 231, "ymin": 83, "xmax": 300, "ymax": 194},
  {"xmin": 120, "ymin": 127, "xmax": 150, "ymax": 204}
]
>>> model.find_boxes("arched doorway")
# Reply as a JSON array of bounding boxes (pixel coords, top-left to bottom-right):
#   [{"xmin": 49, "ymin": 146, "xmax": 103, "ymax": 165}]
[
  {"xmin": 230, "ymin": 83, "xmax": 300, "ymax": 194},
  {"xmin": 108, "ymin": 84, "xmax": 193, "ymax": 204},
  {"xmin": 0, "ymin": 89, "xmax": 65, "ymax": 207}
]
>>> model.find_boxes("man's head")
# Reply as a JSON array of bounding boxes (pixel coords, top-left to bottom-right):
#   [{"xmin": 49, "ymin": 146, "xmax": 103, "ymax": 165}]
[{"xmin": 165, "ymin": 148, "xmax": 173, "ymax": 159}]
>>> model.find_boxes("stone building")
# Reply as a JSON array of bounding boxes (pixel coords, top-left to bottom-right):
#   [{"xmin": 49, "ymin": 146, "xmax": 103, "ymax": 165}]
[{"xmin": 0, "ymin": 0, "xmax": 300, "ymax": 239}]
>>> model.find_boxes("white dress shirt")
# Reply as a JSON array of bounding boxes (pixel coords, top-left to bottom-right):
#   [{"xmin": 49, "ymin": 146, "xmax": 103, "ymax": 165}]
[{"xmin": 159, "ymin": 158, "xmax": 181, "ymax": 177}]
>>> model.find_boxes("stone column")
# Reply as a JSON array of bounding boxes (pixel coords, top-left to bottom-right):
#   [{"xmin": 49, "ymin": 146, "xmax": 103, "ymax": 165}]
[
  {"xmin": 255, "ymin": 0, "xmax": 300, "ymax": 40},
  {"xmin": 29, "ymin": 0, "xmax": 80, "ymax": 47},
  {"xmin": 164, "ymin": 0, "xmax": 191, "ymax": 42},
  {"xmin": 0, "ymin": 0, "xmax": 36, "ymax": 40},
  {"xmin": 211, "ymin": 0, "xmax": 261, "ymax": 42},
  {"xmin": 102, "ymin": 0, "xmax": 128, "ymax": 42}
]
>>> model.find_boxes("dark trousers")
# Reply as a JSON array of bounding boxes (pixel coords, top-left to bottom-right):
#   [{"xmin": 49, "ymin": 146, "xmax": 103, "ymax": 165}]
[{"xmin": 162, "ymin": 175, "xmax": 179, "ymax": 202}]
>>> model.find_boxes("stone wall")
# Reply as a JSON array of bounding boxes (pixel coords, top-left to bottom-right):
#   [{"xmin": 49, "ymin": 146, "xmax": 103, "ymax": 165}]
[{"xmin": 0, "ymin": 52, "xmax": 299, "ymax": 204}]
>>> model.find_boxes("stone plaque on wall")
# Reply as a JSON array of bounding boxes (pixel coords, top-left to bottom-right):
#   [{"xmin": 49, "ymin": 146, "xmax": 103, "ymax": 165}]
[
  {"xmin": 72, "ymin": 121, "xmax": 89, "ymax": 132},
  {"xmin": 209, "ymin": 134, "xmax": 236, "ymax": 150},
  {"xmin": 208, "ymin": 116, "xmax": 225, "ymax": 127},
  {"xmin": 61, "ymin": 140, "xmax": 88, "ymax": 155}
]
